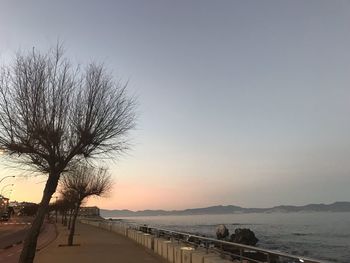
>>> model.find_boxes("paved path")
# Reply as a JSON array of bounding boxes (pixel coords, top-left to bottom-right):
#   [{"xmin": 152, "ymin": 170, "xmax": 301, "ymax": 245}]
[{"xmin": 35, "ymin": 222, "xmax": 166, "ymax": 263}]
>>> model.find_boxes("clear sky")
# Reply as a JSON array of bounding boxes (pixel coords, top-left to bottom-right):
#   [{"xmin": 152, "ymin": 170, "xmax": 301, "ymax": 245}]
[{"xmin": 0, "ymin": 0, "xmax": 349, "ymax": 210}]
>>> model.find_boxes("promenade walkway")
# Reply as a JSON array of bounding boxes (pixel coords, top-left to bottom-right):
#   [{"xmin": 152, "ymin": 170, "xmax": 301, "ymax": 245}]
[{"xmin": 35, "ymin": 222, "xmax": 166, "ymax": 263}]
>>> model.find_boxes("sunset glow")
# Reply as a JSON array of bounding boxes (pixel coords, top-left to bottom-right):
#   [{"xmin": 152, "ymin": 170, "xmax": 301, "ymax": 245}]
[{"xmin": 1, "ymin": 0, "xmax": 350, "ymax": 211}]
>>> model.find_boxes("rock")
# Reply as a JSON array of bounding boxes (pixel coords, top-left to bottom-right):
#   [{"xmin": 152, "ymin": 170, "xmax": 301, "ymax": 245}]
[
  {"xmin": 230, "ymin": 228, "xmax": 258, "ymax": 246},
  {"xmin": 139, "ymin": 224, "xmax": 149, "ymax": 233},
  {"xmin": 216, "ymin": 224, "xmax": 229, "ymax": 240}
]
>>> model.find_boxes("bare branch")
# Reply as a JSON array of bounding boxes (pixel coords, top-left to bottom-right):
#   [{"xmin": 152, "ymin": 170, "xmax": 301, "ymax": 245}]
[
  {"xmin": 60, "ymin": 164, "xmax": 113, "ymax": 202},
  {"xmin": 0, "ymin": 46, "xmax": 136, "ymax": 174}
]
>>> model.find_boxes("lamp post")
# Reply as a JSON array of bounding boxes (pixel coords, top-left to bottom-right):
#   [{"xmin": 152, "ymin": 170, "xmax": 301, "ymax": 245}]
[
  {"xmin": 0, "ymin": 176, "xmax": 15, "ymax": 184},
  {"xmin": 1, "ymin": 184, "xmax": 14, "ymax": 195},
  {"xmin": 2, "ymin": 189, "xmax": 12, "ymax": 198}
]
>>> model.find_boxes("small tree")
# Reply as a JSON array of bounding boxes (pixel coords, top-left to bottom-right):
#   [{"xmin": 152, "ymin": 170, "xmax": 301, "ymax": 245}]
[
  {"xmin": 60, "ymin": 190, "xmax": 76, "ymax": 228},
  {"xmin": 60, "ymin": 164, "xmax": 112, "ymax": 246},
  {"xmin": 50, "ymin": 197, "xmax": 73, "ymax": 226},
  {"xmin": 0, "ymin": 46, "xmax": 135, "ymax": 263}
]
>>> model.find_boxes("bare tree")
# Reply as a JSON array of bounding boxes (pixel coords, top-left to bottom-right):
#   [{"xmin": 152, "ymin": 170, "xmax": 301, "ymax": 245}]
[
  {"xmin": 0, "ymin": 45, "xmax": 135, "ymax": 263},
  {"xmin": 60, "ymin": 189, "xmax": 77, "ymax": 228},
  {"xmin": 60, "ymin": 164, "xmax": 112, "ymax": 246},
  {"xmin": 52, "ymin": 196, "xmax": 74, "ymax": 226}
]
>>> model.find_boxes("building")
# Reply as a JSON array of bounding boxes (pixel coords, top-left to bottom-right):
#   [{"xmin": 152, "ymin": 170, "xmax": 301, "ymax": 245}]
[
  {"xmin": 0, "ymin": 195, "xmax": 9, "ymax": 216},
  {"xmin": 79, "ymin": 206, "xmax": 100, "ymax": 217}
]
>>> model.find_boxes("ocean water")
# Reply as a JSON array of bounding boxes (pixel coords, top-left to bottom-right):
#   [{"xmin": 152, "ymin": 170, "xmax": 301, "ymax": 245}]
[{"xmin": 115, "ymin": 212, "xmax": 350, "ymax": 263}]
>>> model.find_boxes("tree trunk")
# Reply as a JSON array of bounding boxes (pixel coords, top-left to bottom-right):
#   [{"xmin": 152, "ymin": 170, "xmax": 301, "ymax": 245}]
[
  {"xmin": 63, "ymin": 211, "xmax": 66, "ymax": 226},
  {"xmin": 68, "ymin": 209, "xmax": 73, "ymax": 229},
  {"xmin": 68, "ymin": 201, "xmax": 81, "ymax": 246},
  {"xmin": 19, "ymin": 172, "xmax": 60, "ymax": 263}
]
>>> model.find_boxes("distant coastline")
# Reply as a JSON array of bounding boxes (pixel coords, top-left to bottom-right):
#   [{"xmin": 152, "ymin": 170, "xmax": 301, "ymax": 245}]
[{"xmin": 101, "ymin": 201, "xmax": 350, "ymax": 217}]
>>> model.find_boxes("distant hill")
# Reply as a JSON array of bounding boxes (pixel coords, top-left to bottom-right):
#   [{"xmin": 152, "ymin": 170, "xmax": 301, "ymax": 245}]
[{"xmin": 100, "ymin": 201, "xmax": 350, "ymax": 218}]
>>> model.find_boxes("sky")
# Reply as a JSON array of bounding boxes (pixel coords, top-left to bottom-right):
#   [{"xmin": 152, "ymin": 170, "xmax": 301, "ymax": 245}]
[{"xmin": 0, "ymin": 0, "xmax": 349, "ymax": 210}]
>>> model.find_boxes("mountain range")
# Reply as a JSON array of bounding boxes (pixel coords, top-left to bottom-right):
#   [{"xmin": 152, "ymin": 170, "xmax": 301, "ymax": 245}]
[{"xmin": 100, "ymin": 201, "xmax": 350, "ymax": 218}]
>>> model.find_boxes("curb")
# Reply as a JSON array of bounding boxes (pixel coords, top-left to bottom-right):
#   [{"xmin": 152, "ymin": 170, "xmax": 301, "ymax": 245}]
[
  {"xmin": 36, "ymin": 223, "xmax": 59, "ymax": 252},
  {"xmin": 3, "ymin": 240, "xmax": 23, "ymax": 250}
]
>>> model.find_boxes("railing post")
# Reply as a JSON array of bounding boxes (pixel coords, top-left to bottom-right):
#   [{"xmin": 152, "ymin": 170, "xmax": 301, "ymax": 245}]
[{"xmin": 102, "ymin": 221, "xmax": 322, "ymax": 263}]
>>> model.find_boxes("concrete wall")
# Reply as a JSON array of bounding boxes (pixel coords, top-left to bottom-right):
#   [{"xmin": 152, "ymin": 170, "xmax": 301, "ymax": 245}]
[{"xmin": 80, "ymin": 220, "xmax": 230, "ymax": 263}]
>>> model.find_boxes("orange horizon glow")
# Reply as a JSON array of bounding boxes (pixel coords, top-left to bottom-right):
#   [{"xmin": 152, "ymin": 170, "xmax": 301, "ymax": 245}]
[{"xmin": 6, "ymin": 172, "xmax": 235, "ymax": 211}]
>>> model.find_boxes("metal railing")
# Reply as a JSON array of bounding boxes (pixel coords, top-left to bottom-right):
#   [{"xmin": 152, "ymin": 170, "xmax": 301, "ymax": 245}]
[{"xmin": 109, "ymin": 220, "xmax": 330, "ymax": 263}]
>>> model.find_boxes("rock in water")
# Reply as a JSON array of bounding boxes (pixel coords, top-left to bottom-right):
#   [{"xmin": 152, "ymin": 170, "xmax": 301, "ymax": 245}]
[
  {"xmin": 230, "ymin": 228, "xmax": 259, "ymax": 246},
  {"xmin": 216, "ymin": 224, "xmax": 229, "ymax": 240}
]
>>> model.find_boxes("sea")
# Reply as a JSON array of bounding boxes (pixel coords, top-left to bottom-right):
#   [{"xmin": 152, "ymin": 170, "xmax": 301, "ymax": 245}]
[{"xmin": 110, "ymin": 212, "xmax": 350, "ymax": 263}]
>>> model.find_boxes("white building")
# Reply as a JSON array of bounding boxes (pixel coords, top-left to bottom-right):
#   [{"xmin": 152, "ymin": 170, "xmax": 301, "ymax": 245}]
[{"xmin": 79, "ymin": 206, "xmax": 100, "ymax": 217}]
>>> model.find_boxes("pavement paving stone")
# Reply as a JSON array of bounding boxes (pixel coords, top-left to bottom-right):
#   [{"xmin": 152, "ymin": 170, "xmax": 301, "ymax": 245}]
[{"xmin": 35, "ymin": 222, "xmax": 167, "ymax": 263}]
